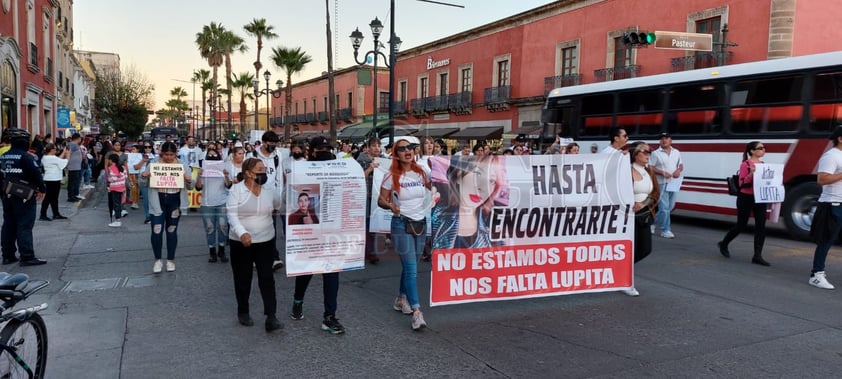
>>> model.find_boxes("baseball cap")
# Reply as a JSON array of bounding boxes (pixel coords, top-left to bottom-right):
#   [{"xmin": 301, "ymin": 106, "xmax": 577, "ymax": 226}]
[
  {"xmin": 310, "ymin": 136, "xmax": 333, "ymax": 149},
  {"xmin": 659, "ymin": 132, "xmax": 671, "ymax": 138}
]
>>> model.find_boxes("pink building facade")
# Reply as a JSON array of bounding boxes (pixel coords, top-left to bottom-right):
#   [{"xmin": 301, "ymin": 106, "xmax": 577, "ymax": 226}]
[{"xmin": 0, "ymin": 0, "xmax": 60, "ymax": 137}]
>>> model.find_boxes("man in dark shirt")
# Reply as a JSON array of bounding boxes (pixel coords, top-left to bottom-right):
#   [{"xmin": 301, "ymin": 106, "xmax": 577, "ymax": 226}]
[{"xmin": 0, "ymin": 128, "xmax": 47, "ymax": 266}]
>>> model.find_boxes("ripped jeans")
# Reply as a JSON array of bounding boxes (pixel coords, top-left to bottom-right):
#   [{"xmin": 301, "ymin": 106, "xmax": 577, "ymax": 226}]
[
  {"xmin": 200, "ymin": 204, "xmax": 228, "ymax": 248},
  {"xmin": 151, "ymin": 193, "xmax": 181, "ymax": 260}
]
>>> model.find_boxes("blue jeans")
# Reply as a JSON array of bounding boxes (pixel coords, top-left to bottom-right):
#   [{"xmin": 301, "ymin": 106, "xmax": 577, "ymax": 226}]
[
  {"xmin": 67, "ymin": 170, "xmax": 81, "ymax": 200},
  {"xmin": 83, "ymin": 163, "xmax": 92, "ymax": 185},
  {"xmin": 151, "ymin": 193, "xmax": 181, "ymax": 260},
  {"xmin": 391, "ymin": 216, "xmax": 425, "ymax": 309},
  {"xmin": 1, "ymin": 196, "xmax": 37, "ymax": 261},
  {"xmin": 813, "ymin": 204, "xmax": 842, "ymax": 273},
  {"xmin": 200, "ymin": 205, "xmax": 228, "ymax": 247},
  {"xmin": 140, "ymin": 184, "xmax": 150, "ymax": 218},
  {"xmin": 655, "ymin": 183, "xmax": 678, "ymax": 232}
]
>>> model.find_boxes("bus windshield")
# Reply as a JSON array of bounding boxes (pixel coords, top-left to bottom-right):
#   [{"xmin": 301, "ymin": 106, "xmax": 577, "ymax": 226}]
[{"xmin": 150, "ymin": 127, "xmax": 178, "ymax": 142}]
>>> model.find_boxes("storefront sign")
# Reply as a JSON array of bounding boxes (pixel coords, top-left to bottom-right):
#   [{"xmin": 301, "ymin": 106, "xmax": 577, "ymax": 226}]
[{"xmin": 427, "ymin": 56, "xmax": 450, "ymax": 70}]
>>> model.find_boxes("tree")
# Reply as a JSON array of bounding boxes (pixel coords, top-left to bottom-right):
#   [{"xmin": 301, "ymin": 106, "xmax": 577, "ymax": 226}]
[
  {"xmin": 270, "ymin": 46, "xmax": 313, "ymax": 142},
  {"xmin": 192, "ymin": 69, "xmax": 211, "ymax": 138},
  {"xmin": 231, "ymin": 72, "xmax": 255, "ymax": 135},
  {"xmin": 218, "ymin": 29, "xmax": 248, "ymax": 138},
  {"xmin": 195, "ymin": 22, "xmax": 224, "ymax": 139},
  {"xmin": 93, "ymin": 64, "xmax": 154, "ymax": 140},
  {"xmin": 244, "ymin": 18, "xmax": 277, "ymax": 120}
]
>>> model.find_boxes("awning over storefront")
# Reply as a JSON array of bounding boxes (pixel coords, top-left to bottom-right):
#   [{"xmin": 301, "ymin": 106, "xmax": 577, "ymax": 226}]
[
  {"xmin": 449, "ymin": 126, "xmax": 503, "ymax": 140},
  {"xmin": 413, "ymin": 127, "xmax": 459, "ymax": 139},
  {"xmin": 505, "ymin": 124, "xmax": 543, "ymax": 139}
]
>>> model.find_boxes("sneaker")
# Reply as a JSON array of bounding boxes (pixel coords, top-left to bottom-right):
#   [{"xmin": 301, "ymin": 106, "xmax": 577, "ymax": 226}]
[
  {"xmin": 660, "ymin": 231, "xmax": 675, "ymax": 239},
  {"xmin": 411, "ymin": 311, "xmax": 427, "ymax": 331},
  {"xmin": 108, "ymin": 221, "xmax": 122, "ymax": 227},
  {"xmin": 166, "ymin": 260, "xmax": 175, "ymax": 272},
  {"xmin": 153, "ymin": 259, "xmax": 163, "ymax": 273},
  {"xmin": 321, "ymin": 315, "xmax": 345, "ymax": 334},
  {"xmin": 131, "ymin": 203, "xmax": 140, "ymax": 209},
  {"xmin": 809, "ymin": 271, "xmax": 835, "ymax": 289},
  {"xmin": 650, "ymin": 225, "xmax": 655, "ymax": 235},
  {"xmin": 272, "ymin": 260, "xmax": 285, "ymax": 271},
  {"xmin": 622, "ymin": 287, "xmax": 640, "ymax": 297},
  {"xmin": 393, "ymin": 296, "xmax": 412, "ymax": 315},
  {"xmin": 290, "ymin": 300, "xmax": 304, "ymax": 320},
  {"xmin": 76, "ymin": 195, "xmax": 85, "ymax": 200},
  {"xmin": 121, "ymin": 210, "xmax": 129, "ymax": 217}
]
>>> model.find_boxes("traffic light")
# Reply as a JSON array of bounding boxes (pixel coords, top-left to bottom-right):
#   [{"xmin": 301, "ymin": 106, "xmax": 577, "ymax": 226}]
[{"xmin": 623, "ymin": 31, "xmax": 656, "ymax": 47}]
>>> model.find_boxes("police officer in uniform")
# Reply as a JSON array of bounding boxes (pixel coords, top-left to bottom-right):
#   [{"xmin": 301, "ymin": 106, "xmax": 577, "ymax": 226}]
[{"xmin": 0, "ymin": 128, "xmax": 47, "ymax": 266}]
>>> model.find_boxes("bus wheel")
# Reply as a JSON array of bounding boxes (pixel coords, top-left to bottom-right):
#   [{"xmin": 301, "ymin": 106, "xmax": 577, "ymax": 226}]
[{"xmin": 783, "ymin": 182, "xmax": 820, "ymax": 241}]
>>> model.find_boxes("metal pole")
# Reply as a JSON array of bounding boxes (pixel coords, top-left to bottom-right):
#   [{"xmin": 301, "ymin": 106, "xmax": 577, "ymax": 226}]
[
  {"xmin": 388, "ymin": 0, "xmax": 396, "ymax": 147},
  {"xmin": 372, "ymin": 39, "xmax": 379, "ymax": 139},
  {"xmin": 266, "ymin": 76, "xmax": 271, "ymax": 132}
]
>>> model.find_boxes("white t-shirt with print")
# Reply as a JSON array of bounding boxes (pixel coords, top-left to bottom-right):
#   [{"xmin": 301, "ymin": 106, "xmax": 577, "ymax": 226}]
[{"xmin": 381, "ymin": 170, "xmax": 429, "ymax": 221}]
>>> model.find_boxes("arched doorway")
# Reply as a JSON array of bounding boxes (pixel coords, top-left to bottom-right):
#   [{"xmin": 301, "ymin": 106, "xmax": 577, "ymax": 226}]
[{"xmin": 0, "ymin": 59, "xmax": 16, "ymax": 129}]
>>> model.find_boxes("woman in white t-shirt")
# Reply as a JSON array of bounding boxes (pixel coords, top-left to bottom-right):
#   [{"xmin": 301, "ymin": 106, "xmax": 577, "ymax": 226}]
[
  {"xmin": 379, "ymin": 139, "xmax": 432, "ymax": 331},
  {"xmin": 40, "ymin": 143, "xmax": 70, "ymax": 221},
  {"xmin": 226, "ymin": 158, "xmax": 282, "ymax": 331}
]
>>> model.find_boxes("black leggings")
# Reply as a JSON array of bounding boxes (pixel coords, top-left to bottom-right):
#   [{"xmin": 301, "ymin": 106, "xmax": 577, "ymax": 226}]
[
  {"xmin": 40, "ymin": 181, "xmax": 61, "ymax": 218},
  {"xmin": 722, "ymin": 192, "xmax": 767, "ymax": 256}
]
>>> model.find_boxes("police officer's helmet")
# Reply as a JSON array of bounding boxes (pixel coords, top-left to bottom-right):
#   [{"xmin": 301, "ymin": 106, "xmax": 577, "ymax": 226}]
[{"xmin": 3, "ymin": 128, "xmax": 31, "ymax": 143}]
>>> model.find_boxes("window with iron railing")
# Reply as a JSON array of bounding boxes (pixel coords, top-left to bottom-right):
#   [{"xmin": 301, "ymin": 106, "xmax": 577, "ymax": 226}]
[
  {"xmin": 29, "ymin": 43, "xmax": 38, "ymax": 67},
  {"xmin": 483, "ymin": 85, "xmax": 511, "ymax": 103},
  {"xmin": 543, "ymin": 74, "xmax": 582, "ymax": 95},
  {"xmin": 594, "ymin": 65, "xmax": 640, "ymax": 82}
]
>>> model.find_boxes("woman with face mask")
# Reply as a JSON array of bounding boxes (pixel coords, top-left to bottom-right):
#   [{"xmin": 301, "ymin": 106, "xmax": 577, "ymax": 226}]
[
  {"xmin": 140, "ymin": 141, "xmax": 194, "ymax": 273},
  {"xmin": 195, "ymin": 148, "xmax": 231, "ymax": 263},
  {"xmin": 227, "ymin": 158, "xmax": 282, "ymax": 331}
]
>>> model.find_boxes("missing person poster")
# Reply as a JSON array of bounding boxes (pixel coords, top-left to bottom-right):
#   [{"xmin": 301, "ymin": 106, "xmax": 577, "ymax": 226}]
[
  {"xmin": 429, "ymin": 154, "xmax": 635, "ymax": 306},
  {"xmin": 285, "ymin": 159, "xmax": 367, "ymax": 276}
]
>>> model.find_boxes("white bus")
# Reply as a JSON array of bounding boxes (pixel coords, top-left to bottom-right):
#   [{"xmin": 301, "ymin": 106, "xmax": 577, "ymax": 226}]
[{"xmin": 543, "ymin": 51, "xmax": 842, "ymax": 240}]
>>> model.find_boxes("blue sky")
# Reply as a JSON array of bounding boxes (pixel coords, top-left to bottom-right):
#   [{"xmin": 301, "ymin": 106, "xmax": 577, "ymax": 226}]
[{"xmin": 73, "ymin": 0, "xmax": 557, "ymax": 109}]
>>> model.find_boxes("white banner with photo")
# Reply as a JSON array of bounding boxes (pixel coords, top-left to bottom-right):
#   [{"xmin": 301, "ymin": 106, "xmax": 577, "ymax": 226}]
[{"xmin": 285, "ymin": 159, "xmax": 367, "ymax": 276}]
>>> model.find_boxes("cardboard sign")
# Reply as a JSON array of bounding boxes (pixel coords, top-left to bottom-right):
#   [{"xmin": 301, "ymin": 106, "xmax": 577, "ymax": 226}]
[{"xmin": 149, "ymin": 163, "xmax": 185, "ymax": 189}]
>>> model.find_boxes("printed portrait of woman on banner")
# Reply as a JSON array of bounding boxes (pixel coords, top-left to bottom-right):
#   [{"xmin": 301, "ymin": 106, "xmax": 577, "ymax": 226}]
[{"xmin": 431, "ymin": 155, "xmax": 509, "ymax": 249}]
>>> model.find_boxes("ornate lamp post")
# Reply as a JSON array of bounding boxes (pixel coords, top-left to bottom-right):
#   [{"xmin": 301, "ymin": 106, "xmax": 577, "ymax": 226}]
[
  {"xmin": 350, "ymin": 17, "xmax": 401, "ymax": 142},
  {"xmin": 253, "ymin": 70, "xmax": 284, "ymax": 132}
]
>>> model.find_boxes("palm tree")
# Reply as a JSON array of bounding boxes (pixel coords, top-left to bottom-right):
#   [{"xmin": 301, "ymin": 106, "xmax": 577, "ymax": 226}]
[
  {"xmin": 192, "ymin": 69, "xmax": 211, "ymax": 139},
  {"xmin": 218, "ymin": 29, "xmax": 248, "ymax": 137},
  {"xmin": 195, "ymin": 22, "xmax": 224, "ymax": 139},
  {"xmin": 231, "ymin": 72, "xmax": 256, "ymax": 136},
  {"xmin": 270, "ymin": 46, "xmax": 313, "ymax": 142},
  {"xmin": 244, "ymin": 18, "xmax": 277, "ymax": 118}
]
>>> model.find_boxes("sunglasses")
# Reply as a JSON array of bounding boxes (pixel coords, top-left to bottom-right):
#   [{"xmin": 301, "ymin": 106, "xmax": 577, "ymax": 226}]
[
  {"xmin": 144, "ymin": 146, "xmax": 152, "ymax": 149},
  {"xmin": 637, "ymin": 150, "xmax": 650, "ymax": 155},
  {"xmin": 394, "ymin": 145, "xmax": 411, "ymax": 153},
  {"xmin": 754, "ymin": 146, "xmax": 766, "ymax": 150}
]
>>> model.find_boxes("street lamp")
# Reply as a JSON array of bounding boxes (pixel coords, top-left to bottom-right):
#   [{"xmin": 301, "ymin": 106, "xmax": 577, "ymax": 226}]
[
  {"xmin": 350, "ymin": 17, "xmax": 401, "ymax": 142},
  {"xmin": 253, "ymin": 70, "xmax": 284, "ymax": 133}
]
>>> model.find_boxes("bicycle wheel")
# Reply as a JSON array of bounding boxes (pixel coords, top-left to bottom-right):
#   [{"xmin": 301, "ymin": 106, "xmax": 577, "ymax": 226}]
[{"xmin": 0, "ymin": 313, "xmax": 48, "ymax": 379}]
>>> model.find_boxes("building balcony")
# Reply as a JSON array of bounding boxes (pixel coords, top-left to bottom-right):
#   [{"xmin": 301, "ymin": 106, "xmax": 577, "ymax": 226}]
[
  {"xmin": 483, "ymin": 85, "xmax": 510, "ymax": 112},
  {"xmin": 338, "ymin": 107, "xmax": 353, "ymax": 121},
  {"xmin": 305, "ymin": 113, "xmax": 316, "ymax": 124},
  {"xmin": 543, "ymin": 73, "xmax": 582, "ymax": 95},
  {"xmin": 428, "ymin": 95, "xmax": 449, "ymax": 112},
  {"xmin": 317, "ymin": 111, "xmax": 328, "ymax": 123},
  {"xmin": 594, "ymin": 65, "xmax": 640, "ymax": 82},
  {"xmin": 670, "ymin": 51, "xmax": 734, "ymax": 72},
  {"xmin": 447, "ymin": 92, "xmax": 472, "ymax": 115},
  {"xmin": 410, "ymin": 98, "xmax": 430, "ymax": 117},
  {"xmin": 392, "ymin": 101, "xmax": 407, "ymax": 115}
]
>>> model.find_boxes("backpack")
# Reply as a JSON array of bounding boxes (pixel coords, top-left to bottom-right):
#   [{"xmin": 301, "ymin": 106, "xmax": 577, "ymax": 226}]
[{"xmin": 252, "ymin": 150, "xmax": 280, "ymax": 169}]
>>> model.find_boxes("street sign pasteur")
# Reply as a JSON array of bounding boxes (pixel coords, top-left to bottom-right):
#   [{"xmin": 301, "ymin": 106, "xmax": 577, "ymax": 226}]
[{"xmin": 654, "ymin": 31, "xmax": 712, "ymax": 52}]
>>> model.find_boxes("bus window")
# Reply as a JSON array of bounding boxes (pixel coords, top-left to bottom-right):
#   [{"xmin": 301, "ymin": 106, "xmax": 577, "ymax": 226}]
[
  {"xmin": 670, "ymin": 110, "xmax": 721, "ymax": 135},
  {"xmin": 581, "ymin": 94, "xmax": 613, "ymax": 116},
  {"xmin": 668, "ymin": 83, "xmax": 723, "ymax": 109},
  {"xmin": 809, "ymin": 103, "xmax": 842, "ymax": 133},
  {"xmin": 732, "ymin": 75, "xmax": 802, "ymax": 105},
  {"xmin": 580, "ymin": 116, "xmax": 613, "ymax": 137},
  {"xmin": 730, "ymin": 105, "xmax": 803, "ymax": 134},
  {"xmin": 618, "ymin": 89, "xmax": 663, "ymax": 113},
  {"xmin": 616, "ymin": 113, "xmax": 661, "ymax": 136},
  {"xmin": 813, "ymin": 71, "xmax": 842, "ymax": 101}
]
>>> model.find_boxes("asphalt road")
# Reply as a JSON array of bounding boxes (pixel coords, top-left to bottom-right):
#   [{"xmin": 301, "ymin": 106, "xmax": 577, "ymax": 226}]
[{"xmin": 5, "ymin": 186, "xmax": 842, "ymax": 378}]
